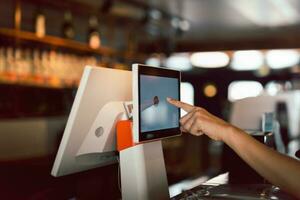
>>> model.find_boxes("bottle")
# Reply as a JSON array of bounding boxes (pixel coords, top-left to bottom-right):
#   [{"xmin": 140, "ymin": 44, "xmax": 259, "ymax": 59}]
[
  {"xmin": 35, "ymin": 9, "xmax": 46, "ymax": 38},
  {"xmin": 6, "ymin": 47, "xmax": 17, "ymax": 83},
  {"xmin": 0, "ymin": 48, "xmax": 5, "ymax": 75},
  {"xmin": 23, "ymin": 48, "xmax": 33, "ymax": 85},
  {"xmin": 33, "ymin": 49, "xmax": 43, "ymax": 86},
  {"xmin": 14, "ymin": 48, "xmax": 23, "ymax": 82},
  {"xmin": 41, "ymin": 50, "xmax": 49, "ymax": 85},
  {"xmin": 88, "ymin": 15, "xmax": 101, "ymax": 49},
  {"xmin": 62, "ymin": 11, "xmax": 75, "ymax": 39},
  {"xmin": 48, "ymin": 50, "xmax": 61, "ymax": 88}
]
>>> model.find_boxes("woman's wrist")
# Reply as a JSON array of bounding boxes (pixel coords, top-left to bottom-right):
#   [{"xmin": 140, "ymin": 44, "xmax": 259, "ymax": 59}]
[{"xmin": 221, "ymin": 124, "xmax": 239, "ymax": 145}]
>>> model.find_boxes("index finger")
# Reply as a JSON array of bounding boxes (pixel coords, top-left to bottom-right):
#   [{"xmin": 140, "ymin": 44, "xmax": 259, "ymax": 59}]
[{"xmin": 166, "ymin": 97, "xmax": 194, "ymax": 112}]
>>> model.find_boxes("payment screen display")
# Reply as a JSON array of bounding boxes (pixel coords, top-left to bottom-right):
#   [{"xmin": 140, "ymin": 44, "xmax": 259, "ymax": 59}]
[{"xmin": 140, "ymin": 74, "xmax": 179, "ymax": 133}]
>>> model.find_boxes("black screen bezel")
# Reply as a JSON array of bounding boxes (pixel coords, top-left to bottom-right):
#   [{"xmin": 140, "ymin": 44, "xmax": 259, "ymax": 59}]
[{"xmin": 137, "ymin": 64, "xmax": 181, "ymax": 142}]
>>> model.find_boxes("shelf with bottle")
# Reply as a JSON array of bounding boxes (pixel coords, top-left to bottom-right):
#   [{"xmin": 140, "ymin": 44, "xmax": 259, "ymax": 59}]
[
  {"xmin": 0, "ymin": 46, "xmax": 114, "ymax": 88},
  {"xmin": 0, "ymin": 27, "xmax": 146, "ymax": 62}
]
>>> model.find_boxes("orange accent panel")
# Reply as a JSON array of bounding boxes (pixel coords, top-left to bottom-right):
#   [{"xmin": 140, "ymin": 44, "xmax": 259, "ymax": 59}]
[{"xmin": 117, "ymin": 120, "xmax": 135, "ymax": 151}]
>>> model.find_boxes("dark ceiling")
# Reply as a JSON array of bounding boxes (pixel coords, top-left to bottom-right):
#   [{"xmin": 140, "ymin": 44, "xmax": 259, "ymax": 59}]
[
  {"xmin": 133, "ymin": 0, "xmax": 300, "ymax": 38},
  {"xmin": 133, "ymin": 0, "xmax": 300, "ymax": 52},
  {"xmin": 47, "ymin": 0, "xmax": 300, "ymax": 52}
]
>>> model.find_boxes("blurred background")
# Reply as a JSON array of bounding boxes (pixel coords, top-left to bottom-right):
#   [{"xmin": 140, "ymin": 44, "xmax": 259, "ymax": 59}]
[{"xmin": 0, "ymin": 0, "xmax": 300, "ymax": 199}]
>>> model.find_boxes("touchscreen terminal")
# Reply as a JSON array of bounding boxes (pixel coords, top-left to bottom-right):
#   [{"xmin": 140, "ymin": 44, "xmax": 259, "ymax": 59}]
[{"xmin": 132, "ymin": 64, "xmax": 181, "ymax": 143}]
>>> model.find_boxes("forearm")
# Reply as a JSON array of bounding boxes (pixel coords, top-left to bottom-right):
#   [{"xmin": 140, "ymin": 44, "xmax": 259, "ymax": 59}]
[{"xmin": 223, "ymin": 126, "xmax": 300, "ymax": 198}]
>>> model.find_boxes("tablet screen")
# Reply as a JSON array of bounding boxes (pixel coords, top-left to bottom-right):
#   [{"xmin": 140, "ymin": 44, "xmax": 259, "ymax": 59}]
[
  {"xmin": 133, "ymin": 64, "xmax": 181, "ymax": 142},
  {"xmin": 140, "ymin": 74, "xmax": 179, "ymax": 132}
]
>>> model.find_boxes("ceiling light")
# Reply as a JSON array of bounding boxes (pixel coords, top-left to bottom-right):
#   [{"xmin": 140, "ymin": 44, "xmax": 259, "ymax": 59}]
[
  {"xmin": 146, "ymin": 57, "xmax": 161, "ymax": 67},
  {"xmin": 265, "ymin": 81, "xmax": 282, "ymax": 96},
  {"xmin": 149, "ymin": 9, "xmax": 162, "ymax": 20},
  {"xmin": 165, "ymin": 53, "xmax": 192, "ymax": 71},
  {"xmin": 231, "ymin": 50, "xmax": 263, "ymax": 71},
  {"xmin": 180, "ymin": 82, "xmax": 194, "ymax": 116},
  {"xmin": 190, "ymin": 52, "xmax": 229, "ymax": 68},
  {"xmin": 228, "ymin": 81, "xmax": 263, "ymax": 102},
  {"xmin": 179, "ymin": 20, "xmax": 190, "ymax": 31},
  {"xmin": 266, "ymin": 49, "xmax": 300, "ymax": 69},
  {"xmin": 171, "ymin": 18, "xmax": 180, "ymax": 28},
  {"xmin": 204, "ymin": 84, "xmax": 217, "ymax": 98}
]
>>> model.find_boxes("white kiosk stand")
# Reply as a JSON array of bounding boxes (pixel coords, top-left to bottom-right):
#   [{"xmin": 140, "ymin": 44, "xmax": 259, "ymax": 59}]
[
  {"xmin": 51, "ymin": 66, "xmax": 170, "ymax": 199},
  {"xmin": 119, "ymin": 140, "xmax": 169, "ymax": 200}
]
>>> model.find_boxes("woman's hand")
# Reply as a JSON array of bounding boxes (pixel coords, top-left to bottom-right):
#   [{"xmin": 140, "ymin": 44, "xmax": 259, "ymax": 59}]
[
  {"xmin": 168, "ymin": 98, "xmax": 300, "ymax": 198},
  {"xmin": 167, "ymin": 97, "xmax": 232, "ymax": 141}
]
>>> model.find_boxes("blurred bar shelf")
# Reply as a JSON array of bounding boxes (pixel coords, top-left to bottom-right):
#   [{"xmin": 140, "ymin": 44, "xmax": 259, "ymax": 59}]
[{"xmin": 0, "ymin": 28, "xmax": 145, "ymax": 61}]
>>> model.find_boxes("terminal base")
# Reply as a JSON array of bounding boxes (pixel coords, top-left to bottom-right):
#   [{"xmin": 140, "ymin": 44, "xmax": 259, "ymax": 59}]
[{"xmin": 117, "ymin": 120, "xmax": 169, "ymax": 200}]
